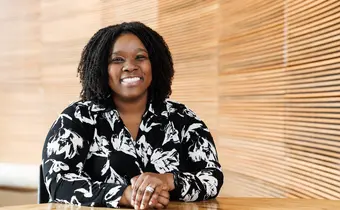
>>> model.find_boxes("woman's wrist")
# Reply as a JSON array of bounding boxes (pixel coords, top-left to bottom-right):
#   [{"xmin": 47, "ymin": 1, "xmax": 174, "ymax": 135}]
[
  {"xmin": 119, "ymin": 185, "xmax": 133, "ymax": 207},
  {"xmin": 165, "ymin": 173, "xmax": 175, "ymax": 191}
]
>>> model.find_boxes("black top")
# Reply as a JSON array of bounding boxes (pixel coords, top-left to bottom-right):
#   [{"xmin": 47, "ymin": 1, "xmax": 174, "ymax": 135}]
[{"xmin": 42, "ymin": 98, "xmax": 224, "ymax": 208}]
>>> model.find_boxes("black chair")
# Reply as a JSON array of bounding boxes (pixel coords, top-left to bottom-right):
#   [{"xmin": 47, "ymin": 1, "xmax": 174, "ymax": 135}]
[{"xmin": 38, "ymin": 165, "xmax": 49, "ymax": 204}]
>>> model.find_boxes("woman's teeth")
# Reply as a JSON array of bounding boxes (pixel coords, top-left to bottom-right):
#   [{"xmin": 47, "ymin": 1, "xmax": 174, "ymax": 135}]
[{"xmin": 121, "ymin": 77, "xmax": 141, "ymax": 83}]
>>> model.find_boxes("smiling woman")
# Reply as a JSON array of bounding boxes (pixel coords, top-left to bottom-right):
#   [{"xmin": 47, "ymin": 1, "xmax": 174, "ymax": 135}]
[
  {"xmin": 108, "ymin": 33, "xmax": 152, "ymax": 113},
  {"xmin": 41, "ymin": 22, "xmax": 224, "ymax": 210}
]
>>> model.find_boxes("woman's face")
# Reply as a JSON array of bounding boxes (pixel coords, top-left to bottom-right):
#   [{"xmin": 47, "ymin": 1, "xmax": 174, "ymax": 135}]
[{"xmin": 108, "ymin": 33, "xmax": 152, "ymax": 102}]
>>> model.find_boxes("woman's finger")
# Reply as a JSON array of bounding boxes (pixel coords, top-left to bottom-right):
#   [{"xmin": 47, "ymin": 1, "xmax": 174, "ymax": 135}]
[
  {"xmin": 157, "ymin": 194, "xmax": 170, "ymax": 207},
  {"xmin": 145, "ymin": 185, "xmax": 163, "ymax": 208},
  {"xmin": 135, "ymin": 175, "xmax": 160, "ymax": 209},
  {"xmin": 152, "ymin": 190, "xmax": 169, "ymax": 208},
  {"xmin": 148, "ymin": 190, "xmax": 169, "ymax": 209},
  {"xmin": 139, "ymin": 184, "xmax": 157, "ymax": 209},
  {"xmin": 131, "ymin": 175, "xmax": 145, "ymax": 207},
  {"xmin": 149, "ymin": 184, "xmax": 168, "ymax": 206},
  {"xmin": 131, "ymin": 175, "xmax": 139, "ymax": 188},
  {"xmin": 154, "ymin": 203, "xmax": 165, "ymax": 209},
  {"xmin": 159, "ymin": 190, "xmax": 170, "ymax": 199}
]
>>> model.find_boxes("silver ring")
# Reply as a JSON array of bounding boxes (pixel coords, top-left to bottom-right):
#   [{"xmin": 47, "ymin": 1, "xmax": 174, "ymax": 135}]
[{"xmin": 145, "ymin": 186, "xmax": 155, "ymax": 193}]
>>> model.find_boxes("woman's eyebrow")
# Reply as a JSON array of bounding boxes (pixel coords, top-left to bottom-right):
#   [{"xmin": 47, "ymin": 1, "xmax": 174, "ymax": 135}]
[
  {"xmin": 136, "ymin": 48, "xmax": 148, "ymax": 53},
  {"xmin": 112, "ymin": 48, "xmax": 148, "ymax": 55},
  {"xmin": 111, "ymin": 51, "xmax": 122, "ymax": 55}
]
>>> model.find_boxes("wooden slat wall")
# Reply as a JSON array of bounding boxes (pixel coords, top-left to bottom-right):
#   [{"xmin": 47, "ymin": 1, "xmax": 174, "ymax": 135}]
[
  {"xmin": 219, "ymin": 0, "xmax": 288, "ymax": 198},
  {"xmin": 219, "ymin": 0, "xmax": 340, "ymax": 199},
  {"xmin": 0, "ymin": 0, "xmax": 339, "ymax": 198},
  {"xmin": 157, "ymin": 0, "xmax": 219, "ymax": 137},
  {"xmin": 284, "ymin": 0, "xmax": 340, "ymax": 199},
  {"xmin": 40, "ymin": 0, "xmax": 101, "ymax": 116},
  {"xmin": 0, "ymin": 0, "xmax": 44, "ymax": 163}
]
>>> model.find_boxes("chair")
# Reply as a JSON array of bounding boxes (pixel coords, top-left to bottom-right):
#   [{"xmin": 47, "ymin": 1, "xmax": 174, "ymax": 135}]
[{"xmin": 38, "ymin": 165, "xmax": 49, "ymax": 204}]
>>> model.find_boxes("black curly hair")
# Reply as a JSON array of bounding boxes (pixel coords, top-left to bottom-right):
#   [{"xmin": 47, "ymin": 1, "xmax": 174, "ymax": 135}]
[{"xmin": 77, "ymin": 21, "xmax": 174, "ymax": 106}]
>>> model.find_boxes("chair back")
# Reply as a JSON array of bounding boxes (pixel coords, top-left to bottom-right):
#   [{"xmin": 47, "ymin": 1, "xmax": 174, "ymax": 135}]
[{"xmin": 38, "ymin": 165, "xmax": 49, "ymax": 203}]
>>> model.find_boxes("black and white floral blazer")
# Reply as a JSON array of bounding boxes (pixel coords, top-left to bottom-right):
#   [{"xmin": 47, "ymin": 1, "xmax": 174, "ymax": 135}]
[{"xmin": 42, "ymin": 98, "xmax": 224, "ymax": 208}]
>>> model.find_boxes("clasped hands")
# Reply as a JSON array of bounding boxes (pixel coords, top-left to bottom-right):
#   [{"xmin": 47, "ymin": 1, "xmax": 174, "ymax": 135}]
[{"xmin": 122, "ymin": 172, "xmax": 175, "ymax": 210}]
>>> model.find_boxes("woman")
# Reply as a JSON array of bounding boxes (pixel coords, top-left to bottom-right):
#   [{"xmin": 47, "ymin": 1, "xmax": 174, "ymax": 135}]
[{"xmin": 42, "ymin": 22, "xmax": 223, "ymax": 209}]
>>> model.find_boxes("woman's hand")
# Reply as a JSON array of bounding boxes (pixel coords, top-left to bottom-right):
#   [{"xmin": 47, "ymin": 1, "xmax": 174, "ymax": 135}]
[
  {"xmin": 150, "ymin": 190, "xmax": 170, "ymax": 209},
  {"xmin": 130, "ymin": 172, "xmax": 174, "ymax": 209},
  {"xmin": 119, "ymin": 185, "xmax": 133, "ymax": 208}
]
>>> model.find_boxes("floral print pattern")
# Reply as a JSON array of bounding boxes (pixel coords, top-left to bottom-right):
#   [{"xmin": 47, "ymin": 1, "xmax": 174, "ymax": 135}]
[{"xmin": 42, "ymin": 99, "xmax": 223, "ymax": 208}]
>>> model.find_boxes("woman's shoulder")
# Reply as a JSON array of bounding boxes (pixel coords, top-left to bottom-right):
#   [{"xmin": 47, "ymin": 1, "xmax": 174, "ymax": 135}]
[
  {"xmin": 61, "ymin": 100, "xmax": 107, "ymax": 114},
  {"xmin": 163, "ymin": 99, "xmax": 200, "ymax": 120},
  {"xmin": 55, "ymin": 100, "xmax": 108, "ymax": 126},
  {"xmin": 52, "ymin": 100, "xmax": 109, "ymax": 129}
]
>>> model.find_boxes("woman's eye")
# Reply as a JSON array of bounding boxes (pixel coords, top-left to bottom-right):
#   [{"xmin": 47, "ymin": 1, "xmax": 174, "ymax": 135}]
[
  {"xmin": 136, "ymin": 55, "xmax": 147, "ymax": 60},
  {"xmin": 111, "ymin": 57, "xmax": 124, "ymax": 63}
]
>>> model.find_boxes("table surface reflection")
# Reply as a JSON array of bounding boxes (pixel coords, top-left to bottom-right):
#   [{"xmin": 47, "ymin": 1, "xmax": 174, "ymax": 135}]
[{"xmin": 1, "ymin": 198, "xmax": 340, "ymax": 210}]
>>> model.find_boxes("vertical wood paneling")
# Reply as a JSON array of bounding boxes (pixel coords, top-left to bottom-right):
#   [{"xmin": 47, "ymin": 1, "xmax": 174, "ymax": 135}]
[
  {"xmin": 158, "ymin": 0, "xmax": 219, "ymax": 138},
  {"xmin": 0, "ymin": 0, "xmax": 43, "ymax": 164},
  {"xmin": 40, "ymin": 0, "xmax": 101, "ymax": 118},
  {"xmin": 284, "ymin": 0, "xmax": 340, "ymax": 199},
  {"xmin": 219, "ymin": 0, "xmax": 287, "ymax": 197},
  {"xmin": 219, "ymin": 0, "xmax": 340, "ymax": 199},
  {"xmin": 101, "ymin": 0, "xmax": 158, "ymax": 29}
]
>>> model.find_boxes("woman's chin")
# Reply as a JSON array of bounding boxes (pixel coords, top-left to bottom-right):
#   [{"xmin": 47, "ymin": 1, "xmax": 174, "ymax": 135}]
[{"xmin": 114, "ymin": 92, "xmax": 148, "ymax": 102}]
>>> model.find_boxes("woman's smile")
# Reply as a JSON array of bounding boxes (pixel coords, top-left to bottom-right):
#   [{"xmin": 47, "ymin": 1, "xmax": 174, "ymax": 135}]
[{"xmin": 120, "ymin": 76, "xmax": 144, "ymax": 87}]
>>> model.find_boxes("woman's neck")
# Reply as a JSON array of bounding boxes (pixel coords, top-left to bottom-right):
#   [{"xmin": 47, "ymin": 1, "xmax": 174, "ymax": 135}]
[{"xmin": 113, "ymin": 94, "xmax": 148, "ymax": 116}]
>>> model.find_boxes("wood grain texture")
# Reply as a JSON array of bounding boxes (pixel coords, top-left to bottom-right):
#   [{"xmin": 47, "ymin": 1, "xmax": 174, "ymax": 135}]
[
  {"xmin": 0, "ymin": 0, "xmax": 44, "ymax": 164},
  {"xmin": 219, "ymin": 0, "xmax": 340, "ymax": 199},
  {"xmin": 0, "ymin": 0, "xmax": 339, "ymax": 200},
  {"xmin": 2, "ymin": 198, "xmax": 340, "ymax": 210}
]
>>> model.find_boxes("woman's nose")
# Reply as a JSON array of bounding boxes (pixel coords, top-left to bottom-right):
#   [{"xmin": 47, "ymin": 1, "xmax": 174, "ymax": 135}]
[{"xmin": 122, "ymin": 60, "xmax": 138, "ymax": 72}]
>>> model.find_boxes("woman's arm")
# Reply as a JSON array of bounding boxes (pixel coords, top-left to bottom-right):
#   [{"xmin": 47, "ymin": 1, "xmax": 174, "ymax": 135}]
[
  {"xmin": 170, "ymin": 108, "xmax": 224, "ymax": 201},
  {"xmin": 42, "ymin": 103, "xmax": 129, "ymax": 208}
]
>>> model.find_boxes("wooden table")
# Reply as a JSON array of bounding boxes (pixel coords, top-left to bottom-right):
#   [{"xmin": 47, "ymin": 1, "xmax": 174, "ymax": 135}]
[{"xmin": 1, "ymin": 198, "xmax": 340, "ymax": 210}]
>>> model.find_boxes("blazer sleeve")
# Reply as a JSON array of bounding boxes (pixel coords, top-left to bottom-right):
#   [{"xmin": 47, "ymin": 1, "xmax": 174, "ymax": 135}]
[{"xmin": 41, "ymin": 103, "xmax": 127, "ymax": 208}]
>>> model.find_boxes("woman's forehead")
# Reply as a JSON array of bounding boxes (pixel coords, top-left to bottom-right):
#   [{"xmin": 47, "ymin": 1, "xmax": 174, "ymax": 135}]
[{"xmin": 112, "ymin": 33, "xmax": 147, "ymax": 53}]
